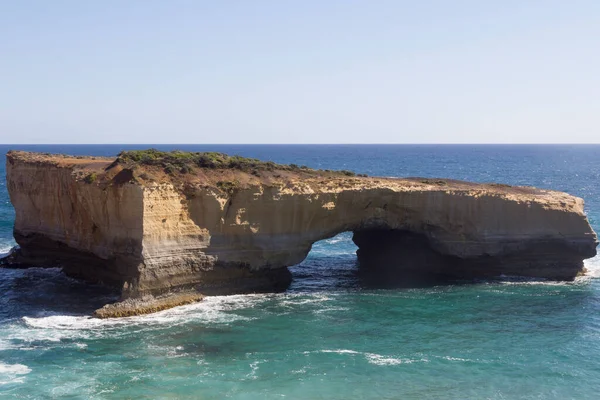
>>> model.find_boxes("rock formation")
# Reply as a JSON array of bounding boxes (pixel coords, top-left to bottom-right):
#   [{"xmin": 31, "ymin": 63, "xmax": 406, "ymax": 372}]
[{"xmin": 2, "ymin": 150, "xmax": 598, "ymax": 317}]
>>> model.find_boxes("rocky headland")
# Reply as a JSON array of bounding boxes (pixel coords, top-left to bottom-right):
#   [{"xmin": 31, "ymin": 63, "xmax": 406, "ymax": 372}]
[{"xmin": 2, "ymin": 150, "xmax": 598, "ymax": 317}]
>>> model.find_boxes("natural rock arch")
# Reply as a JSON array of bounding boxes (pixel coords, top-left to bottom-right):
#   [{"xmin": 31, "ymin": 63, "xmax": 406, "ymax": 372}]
[
  {"xmin": 193, "ymin": 184, "xmax": 596, "ymax": 289},
  {"xmin": 4, "ymin": 151, "xmax": 597, "ymax": 317}
]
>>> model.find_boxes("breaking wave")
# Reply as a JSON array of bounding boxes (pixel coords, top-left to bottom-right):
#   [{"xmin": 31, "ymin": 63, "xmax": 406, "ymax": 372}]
[
  {"xmin": 583, "ymin": 255, "xmax": 600, "ymax": 278},
  {"xmin": 21, "ymin": 294, "xmax": 267, "ymax": 333},
  {"xmin": 0, "ymin": 363, "xmax": 31, "ymax": 386}
]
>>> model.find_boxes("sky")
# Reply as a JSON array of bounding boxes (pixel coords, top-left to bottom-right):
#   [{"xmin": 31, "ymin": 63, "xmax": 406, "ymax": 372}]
[{"xmin": 0, "ymin": 0, "xmax": 599, "ymax": 144}]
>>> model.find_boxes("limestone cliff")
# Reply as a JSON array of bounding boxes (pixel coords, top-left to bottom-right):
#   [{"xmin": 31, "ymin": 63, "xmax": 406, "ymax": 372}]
[{"xmin": 3, "ymin": 150, "xmax": 598, "ymax": 316}]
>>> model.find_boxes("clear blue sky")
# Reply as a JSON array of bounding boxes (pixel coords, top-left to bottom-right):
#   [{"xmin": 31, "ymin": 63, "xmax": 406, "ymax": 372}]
[{"xmin": 1, "ymin": 1, "xmax": 598, "ymax": 144}]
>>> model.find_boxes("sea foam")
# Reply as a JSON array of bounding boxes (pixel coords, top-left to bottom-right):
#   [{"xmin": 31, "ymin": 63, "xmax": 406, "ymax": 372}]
[
  {"xmin": 305, "ymin": 349, "xmax": 428, "ymax": 365},
  {"xmin": 583, "ymin": 255, "xmax": 600, "ymax": 278},
  {"xmin": 0, "ymin": 362, "xmax": 31, "ymax": 386}
]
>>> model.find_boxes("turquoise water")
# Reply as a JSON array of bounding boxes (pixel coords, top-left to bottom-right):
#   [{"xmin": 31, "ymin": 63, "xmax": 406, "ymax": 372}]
[{"xmin": 1, "ymin": 145, "xmax": 600, "ymax": 399}]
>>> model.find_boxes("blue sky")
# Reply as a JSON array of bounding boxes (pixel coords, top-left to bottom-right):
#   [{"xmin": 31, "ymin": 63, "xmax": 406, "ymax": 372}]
[{"xmin": 1, "ymin": 1, "xmax": 598, "ymax": 144}]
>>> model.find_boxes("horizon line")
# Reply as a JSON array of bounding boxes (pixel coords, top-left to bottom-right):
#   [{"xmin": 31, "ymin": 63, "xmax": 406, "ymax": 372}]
[{"xmin": 2, "ymin": 143, "xmax": 600, "ymax": 146}]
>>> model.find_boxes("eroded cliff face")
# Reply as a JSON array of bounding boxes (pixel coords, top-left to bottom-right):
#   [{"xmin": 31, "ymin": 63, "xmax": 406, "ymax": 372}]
[
  {"xmin": 3, "ymin": 151, "xmax": 598, "ymax": 316},
  {"xmin": 6, "ymin": 154, "xmax": 144, "ymax": 287}
]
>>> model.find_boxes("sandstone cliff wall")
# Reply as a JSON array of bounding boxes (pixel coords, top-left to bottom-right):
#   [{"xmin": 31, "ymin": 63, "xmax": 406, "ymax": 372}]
[{"xmin": 6, "ymin": 155, "xmax": 144, "ymax": 286}]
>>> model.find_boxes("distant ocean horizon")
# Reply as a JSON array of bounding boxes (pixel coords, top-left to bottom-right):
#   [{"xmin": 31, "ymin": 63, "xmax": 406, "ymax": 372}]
[{"xmin": 1, "ymin": 144, "xmax": 600, "ymax": 399}]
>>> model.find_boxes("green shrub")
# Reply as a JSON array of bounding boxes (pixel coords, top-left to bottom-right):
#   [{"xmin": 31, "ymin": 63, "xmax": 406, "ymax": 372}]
[
  {"xmin": 84, "ymin": 172, "xmax": 97, "ymax": 184},
  {"xmin": 421, "ymin": 179, "xmax": 447, "ymax": 186},
  {"xmin": 216, "ymin": 180, "xmax": 238, "ymax": 195},
  {"xmin": 115, "ymin": 149, "xmax": 363, "ymax": 178},
  {"xmin": 163, "ymin": 164, "xmax": 176, "ymax": 175},
  {"xmin": 180, "ymin": 165, "xmax": 193, "ymax": 174}
]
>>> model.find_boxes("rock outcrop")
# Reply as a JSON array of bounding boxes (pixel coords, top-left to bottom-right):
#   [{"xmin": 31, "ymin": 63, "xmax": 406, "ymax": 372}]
[{"xmin": 3, "ymin": 150, "xmax": 598, "ymax": 316}]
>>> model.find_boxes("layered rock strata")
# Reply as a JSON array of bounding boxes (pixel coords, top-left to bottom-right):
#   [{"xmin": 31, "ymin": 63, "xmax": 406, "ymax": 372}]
[{"xmin": 3, "ymin": 151, "xmax": 598, "ymax": 316}]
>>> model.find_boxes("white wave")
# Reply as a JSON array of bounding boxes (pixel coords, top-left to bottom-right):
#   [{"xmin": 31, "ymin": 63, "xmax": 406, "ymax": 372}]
[
  {"xmin": 23, "ymin": 315, "xmax": 110, "ymax": 331},
  {"xmin": 17, "ymin": 293, "xmax": 275, "ymax": 345},
  {"xmin": 0, "ymin": 243, "xmax": 16, "ymax": 256},
  {"xmin": 7, "ymin": 325, "xmax": 76, "ymax": 343},
  {"xmin": 439, "ymin": 356, "xmax": 471, "ymax": 362},
  {"xmin": 314, "ymin": 349, "xmax": 361, "ymax": 355},
  {"xmin": 13, "ymin": 292, "xmax": 338, "ymax": 347},
  {"xmin": 305, "ymin": 349, "xmax": 427, "ymax": 365},
  {"xmin": 0, "ymin": 363, "xmax": 31, "ymax": 375},
  {"xmin": 497, "ymin": 278, "xmax": 573, "ymax": 287},
  {"xmin": 280, "ymin": 293, "xmax": 333, "ymax": 306},
  {"xmin": 582, "ymin": 255, "xmax": 600, "ymax": 279},
  {"xmin": 281, "ymin": 298, "xmax": 326, "ymax": 306},
  {"xmin": 0, "ymin": 339, "xmax": 15, "ymax": 351},
  {"xmin": 365, "ymin": 353, "xmax": 425, "ymax": 365},
  {"xmin": 0, "ymin": 362, "xmax": 31, "ymax": 386},
  {"xmin": 429, "ymin": 355, "xmax": 494, "ymax": 364}
]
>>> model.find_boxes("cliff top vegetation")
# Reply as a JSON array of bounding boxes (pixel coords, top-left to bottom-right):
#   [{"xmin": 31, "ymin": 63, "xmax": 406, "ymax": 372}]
[
  {"xmin": 114, "ymin": 149, "xmax": 365, "ymax": 177},
  {"xmin": 6, "ymin": 150, "xmax": 551, "ymax": 197}
]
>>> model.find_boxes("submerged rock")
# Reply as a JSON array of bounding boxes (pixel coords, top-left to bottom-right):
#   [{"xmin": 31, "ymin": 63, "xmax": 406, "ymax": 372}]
[{"xmin": 3, "ymin": 150, "xmax": 598, "ymax": 316}]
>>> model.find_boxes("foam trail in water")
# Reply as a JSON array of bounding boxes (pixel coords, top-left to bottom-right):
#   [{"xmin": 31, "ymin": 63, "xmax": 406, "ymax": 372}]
[
  {"xmin": 20, "ymin": 293, "xmax": 274, "ymax": 336},
  {"xmin": 0, "ymin": 243, "xmax": 15, "ymax": 257},
  {"xmin": 0, "ymin": 363, "xmax": 31, "ymax": 375},
  {"xmin": 364, "ymin": 353, "xmax": 425, "ymax": 365},
  {"xmin": 13, "ymin": 291, "xmax": 340, "ymax": 348},
  {"xmin": 311, "ymin": 349, "xmax": 361, "ymax": 355},
  {"xmin": 583, "ymin": 255, "xmax": 600, "ymax": 278},
  {"xmin": 304, "ymin": 349, "xmax": 428, "ymax": 365},
  {"xmin": 0, "ymin": 362, "xmax": 31, "ymax": 386}
]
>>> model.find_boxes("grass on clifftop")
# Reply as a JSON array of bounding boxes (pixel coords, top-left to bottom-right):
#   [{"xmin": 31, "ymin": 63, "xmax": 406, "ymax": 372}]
[{"xmin": 114, "ymin": 149, "xmax": 366, "ymax": 177}]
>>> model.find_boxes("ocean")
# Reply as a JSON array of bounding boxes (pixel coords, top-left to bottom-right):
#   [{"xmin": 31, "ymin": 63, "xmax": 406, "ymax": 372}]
[{"xmin": 1, "ymin": 144, "xmax": 599, "ymax": 399}]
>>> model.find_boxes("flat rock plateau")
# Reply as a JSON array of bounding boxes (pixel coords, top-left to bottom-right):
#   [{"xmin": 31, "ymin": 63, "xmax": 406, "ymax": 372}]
[{"xmin": 2, "ymin": 150, "xmax": 598, "ymax": 317}]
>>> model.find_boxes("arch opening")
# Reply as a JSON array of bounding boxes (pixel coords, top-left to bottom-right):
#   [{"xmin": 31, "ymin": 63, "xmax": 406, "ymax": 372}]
[
  {"xmin": 289, "ymin": 228, "xmax": 461, "ymax": 292},
  {"xmin": 289, "ymin": 232, "xmax": 359, "ymax": 292}
]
